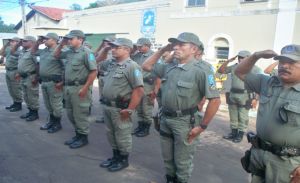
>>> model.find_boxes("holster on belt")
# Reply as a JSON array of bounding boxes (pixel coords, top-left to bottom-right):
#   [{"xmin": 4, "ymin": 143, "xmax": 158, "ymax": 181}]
[{"xmin": 143, "ymin": 77, "xmax": 155, "ymax": 85}]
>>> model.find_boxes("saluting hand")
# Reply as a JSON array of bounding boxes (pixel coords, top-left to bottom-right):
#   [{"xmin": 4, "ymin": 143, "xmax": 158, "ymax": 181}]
[
  {"xmin": 290, "ymin": 166, "xmax": 300, "ymax": 183},
  {"xmin": 37, "ymin": 37, "xmax": 45, "ymax": 45},
  {"xmin": 254, "ymin": 50, "xmax": 278, "ymax": 59},
  {"xmin": 60, "ymin": 38, "xmax": 69, "ymax": 47},
  {"xmin": 187, "ymin": 126, "xmax": 204, "ymax": 144},
  {"xmin": 228, "ymin": 55, "xmax": 237, "ymax": 62},
  {"xmin": 160, "ymin": 43, "xmax": 174, "ymax": 53}
]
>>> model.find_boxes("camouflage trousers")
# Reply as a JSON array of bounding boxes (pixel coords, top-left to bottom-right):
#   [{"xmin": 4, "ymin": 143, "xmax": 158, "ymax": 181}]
[
  {"xmin": 103, "ymin": 105, "xmax": 133, "ymax": 155},
  {"xmin": 21, "ymin": 74, "xmax": 39, "ymax": 110},
  {"xmin": 64, "ymin": 85, "xmax": 92, "ymax": 135},
  {"xmin": 160, "ymin": 113, "xmax": 201, "ymax": 182},
  {"xmin": 41, "ymin": 81, "xmax": 63, "ymax": 118},
  {"xmin": 250, "ymin": 148, "xmax": 300, "ymax": 183},
  {"xmin": 6, "ymin": 70, "xmax": 22, "ymax": 103},
  {"xmin": 228, "ymin": 92, "xmax": 250, "ymax": 132}
]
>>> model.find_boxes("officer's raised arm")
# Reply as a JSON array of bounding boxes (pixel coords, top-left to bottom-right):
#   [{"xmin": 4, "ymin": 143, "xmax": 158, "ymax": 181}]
[
  {"xmin": 217, "ymin": 55, "xmax": 237, "ymax": 74},
  {"xmin": 96, "ymin": 45, "xmax": 111, "ymax": 63},
  {"xmin": 142, "ymin": 43, "xmax": 173, "ymax": 72},
  {"xmin": 54, "ymin": 38, "xmax": 68, "ymax": 59},
  {"xmin": 10, "ymin": 40, "xmax": 22, "ymax": 56},
  {"xmin": 235, "ymin": 50, "xmax": 277, "ymax": 81}
]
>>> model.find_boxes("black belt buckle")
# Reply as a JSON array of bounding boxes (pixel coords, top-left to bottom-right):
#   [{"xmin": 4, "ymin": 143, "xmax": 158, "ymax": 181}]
[{"xmin": 280, "ymin": 147, "xmax": 298, "ymax": 156}]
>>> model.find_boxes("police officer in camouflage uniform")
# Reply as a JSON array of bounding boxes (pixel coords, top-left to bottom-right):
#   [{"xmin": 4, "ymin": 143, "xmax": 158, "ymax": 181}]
[
  {"xmin": 54, "ymin": 30, "xmax": 97, "ymax": 149},
  {"xmin": 236, "ymin": 44, "xmax": 300, "ymax": 183},
  {"xmin": 99, "ymin": 38, "xmax": 144, "ymax": 172},
  {"xmin": 218, "ymin": 51, "xmax": 262, "ymax": 143},
  {"xmin": 0, "ymin": 37, "xmax": 23, "ymax": 112},
  {"xmin": 32, "ymin": 33, "xmax": 64, "ymax": 133},
  {"xmin": 14, "ymin": 36, "xmax": 39, "ymax": 121},
  {"xmin": 142, "ymin": 32, "xmax": 220, "ymax": 183},
  {"xmin": 131, "ymin": 38, "xmax": 155, "ymax": 137}
]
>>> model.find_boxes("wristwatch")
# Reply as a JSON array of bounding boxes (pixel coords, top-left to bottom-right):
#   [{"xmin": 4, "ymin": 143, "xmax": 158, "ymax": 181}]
[{"xmin": 199, "ymin": 123, "xmax": 207, "ymax": 130}]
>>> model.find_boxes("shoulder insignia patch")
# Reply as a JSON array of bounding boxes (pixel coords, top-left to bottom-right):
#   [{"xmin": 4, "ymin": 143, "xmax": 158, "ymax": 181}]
[{"xmin": 208, "ymin": 74, "xmax": 216, "ymax": 89}]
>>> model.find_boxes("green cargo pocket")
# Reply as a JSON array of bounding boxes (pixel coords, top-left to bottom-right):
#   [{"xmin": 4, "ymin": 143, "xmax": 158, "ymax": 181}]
[
  {"xmin": 177, "ymin": 80, "xmax": 193, "ymax": 97},
  {"xmin": 117, "ymin": 117, "xmax": 132, "ymax": 130},
  {"xmin": 72, "ymin": 62, "xmax": 81, "ymax": 71},
  {"xmin": 79, "ymin": 102, "xmax": 91, "ymax": 115}
]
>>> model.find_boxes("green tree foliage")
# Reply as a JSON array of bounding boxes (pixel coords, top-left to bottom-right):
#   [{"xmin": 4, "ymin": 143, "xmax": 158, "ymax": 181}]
[
  {"xmin": 70, "ymin": 3, "xmax": 82, "ymax": 10},
  {"xmin": 0, "ymin": 17, "xmax": 16, "ymax": 33}
]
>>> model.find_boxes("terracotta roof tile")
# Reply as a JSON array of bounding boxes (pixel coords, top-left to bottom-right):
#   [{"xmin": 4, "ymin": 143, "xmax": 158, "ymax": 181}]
[{"xmin": 30, "ymin": 5, "xmax": 74, "ymax": 21}]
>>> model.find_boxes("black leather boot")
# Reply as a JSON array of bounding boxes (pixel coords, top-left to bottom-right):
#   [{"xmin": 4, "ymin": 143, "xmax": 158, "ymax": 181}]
[
  {"xmin": 136, "ymin": 123, "xmax": 151, "ymax": 137},
  {"xmin": 40, "ymin": 114, "xmax": 54, "ymax": 130},
  {"xmin": 132, "ymin": 121, "xmax": 143, "ymax": 135},
  {"xmin": 20, "ymin": 108, "xmax": 31, "ymax": 119},
  {"xmin": 108, "ymin": 154, "xmax": 129, "ymax": 172},
  {"xmin": 223, "ymin": 129, "xmax": 238, "ymax": 140},
  {"xmin": 100, "ymin": 149, "xmax": 120, "ymax": 168},
  {"xmin": 5, "ymin": 103, "xmax": 15, "ymax": 110},
  {"xmin": 232, "ymin": 131, "xmax": 244, "ymax": 143},
  {"xmin": 64, "ymin": 132, "xmax": 80, "ymax": 145},
  {"xmin": 47, "ymin": 116, "xmax": 62, "ymax": 133},
  {"xmin": 9, "ymin": 102, "xmax": 22, "ymax": 112},
  {"xmin": 166, "ymin": 175, "xmax": 176, "ymax": 183},
  {"xmin": 69, "ymin": 134, "xmax": 88, "ymax": 149},
  {"xmin": 26, "ymin": 109, "xmax": 39, "ymax": 122}
]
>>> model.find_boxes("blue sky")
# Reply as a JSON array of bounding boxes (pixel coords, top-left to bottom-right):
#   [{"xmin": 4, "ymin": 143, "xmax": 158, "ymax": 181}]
[{"xmin": 0, "ymin": 0, "xmax": 96, "ymax": 25}]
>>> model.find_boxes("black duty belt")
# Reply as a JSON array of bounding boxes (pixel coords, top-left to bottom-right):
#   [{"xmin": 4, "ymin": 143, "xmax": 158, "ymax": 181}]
[
  {"xmin": 100, "ymin": 97, "xmax": 130, "ymax": 109},
  {"xmin": 230, "ymin": 88, "xmax": 247, "ymax": 94},
  {"xmin": 20, "ymin": 71, "xmax": 36, "ymax": 78},
  {"xmin": 6, "ymin": 67, "xmax": 17, "ymax": 71},
  {"xmin": 161, "ymin": 107, "xmax": 198, "ymax": 117},
  {"xmin": 64, "ymin": 80, "xmax": 86, "ymax": 86},
  {"xmin": 40, "ymin": 75, "xmax": 62, "ymax": 83},
  {"xmin": 257, "ymin": 137, "xmax": 300, "ymax": 157}
]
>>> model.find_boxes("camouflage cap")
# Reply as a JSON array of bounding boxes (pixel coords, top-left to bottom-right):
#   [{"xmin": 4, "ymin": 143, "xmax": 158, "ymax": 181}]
[
  {"xmin": 168, "ymin": 32, "xmax": 203, "ymax": 49},
  {"xmin": 274, "ymin": 44, "xmax": 300, "ymax": 62},
  {"xmin": 64, "ymin": 30, "xmax": 85, "ymax": 39},
  {"xmin": 8, "ymin": 37, "xmax": 21, "ymax": 41},
  {"xmin": 109, "ymin": 38, "xmax": 133, "ymax": 49},
  {"xmin": 103, "ymin": 36, "xmax": 115, "ymax": 42},
  {"xmin": 43, "ymin": 32, "xmax": 59, "ymax": 41},
  {"xmin": 136, "ymin": 38, "xmax": 151, "ymax": 46},
  {"xmin": 237, "ymin": 50, "xmax": 251, "ymax": 58},
  {"xmin": 23, "ymin": 36, "xmax": 36, "ymax": 42}
]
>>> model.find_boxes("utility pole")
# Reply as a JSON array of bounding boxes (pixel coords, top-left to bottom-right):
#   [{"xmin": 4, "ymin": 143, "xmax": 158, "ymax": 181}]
[{"xmin": 19, "ymin": 0, "xmax": 27, "ymax": 36}]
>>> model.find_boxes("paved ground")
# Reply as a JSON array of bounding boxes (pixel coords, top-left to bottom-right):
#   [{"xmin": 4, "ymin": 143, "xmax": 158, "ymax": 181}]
[{"xmin": 0, "ymin": 66, "xmax": 255, "ymax": 183}]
